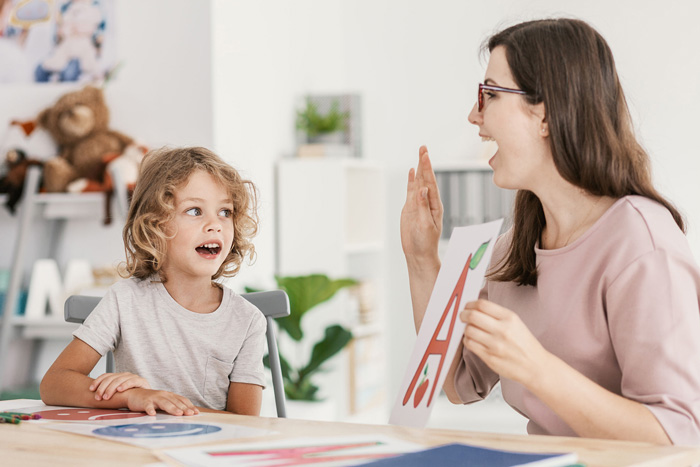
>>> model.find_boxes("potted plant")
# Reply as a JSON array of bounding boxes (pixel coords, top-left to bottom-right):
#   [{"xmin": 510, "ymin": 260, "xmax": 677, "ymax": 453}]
[
  {"xmin": 295, "ymin": 98, "xmax": 349, "ymax": 144},
  {"xmin": 246, "ymin": 273, "xmax": 357, "ymax": 401}
]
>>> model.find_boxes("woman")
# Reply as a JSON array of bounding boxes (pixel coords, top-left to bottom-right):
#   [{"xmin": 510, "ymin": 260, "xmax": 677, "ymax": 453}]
[{"xmin": 401, "ymin": 18, "xmax": 700, "ymax": 445}]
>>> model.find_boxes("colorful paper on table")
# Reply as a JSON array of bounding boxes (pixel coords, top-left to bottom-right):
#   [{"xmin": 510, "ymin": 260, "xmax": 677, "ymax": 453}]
[
  {"xmin": 44, "ymin": 420, "xmax": 273, "ymax": 449},
  {"xmin": 9, "ymin": 404, "xmax": 180, "ymax": 425},
  {"xmin": 389, "ymin": 219, "xmax": 503, "ymax": 428},
  {"xmin": 355, "ymin": 443, "xmax": 577, "ymax": 467},
  {"xmin": 159, "ymin": 434, "xmax": 422, "ymax": 467}
]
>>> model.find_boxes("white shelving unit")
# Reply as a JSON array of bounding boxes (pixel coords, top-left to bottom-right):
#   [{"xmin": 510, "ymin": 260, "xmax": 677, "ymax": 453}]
[
  {"xmin": 0, "ymin": 166, "xmax": 127, "ymax": 392},
  {"xmin": 275, "ymin": 158, "xmax": 386, "ymax": 421},
  {"xmin": 433, "ymin": 159, "xmax": 515, "ymax": 238}
]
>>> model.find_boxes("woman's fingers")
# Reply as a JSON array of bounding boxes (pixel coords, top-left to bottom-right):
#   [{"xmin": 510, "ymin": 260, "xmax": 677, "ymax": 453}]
[
  {"xmin": 405, "ymin": 167, "xmax": 416, "ymax": 205},
  {"xmin": 415, "ymin": 146, "xmax": 427, "ymax": 183},
  {"xmin": 463, "ymin": 334, "xmax": 490, "ymax": 357},
  {"xmin": 416, "ymin": 186, "xmax": 436, "ymax": 226},
  {"xmin": 416, "ymin": 147, "xmax": 443, "ymax": 210},
  {"xmin": 464, "ymin": 320, "xmax": 492, "ymax": 344},
  {"xmin": 460, "ymin": 301, "xmax": 515, "ymax": 354},
  {"xmin": 465, "ymin": 299, "xmax": 510, "ymax": 319}
]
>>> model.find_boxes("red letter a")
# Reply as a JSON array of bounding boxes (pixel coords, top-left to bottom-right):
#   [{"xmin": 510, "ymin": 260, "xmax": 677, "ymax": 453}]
[{"xmin": 402, "ymin": 254, "xmax": 472, "ymax": 407}]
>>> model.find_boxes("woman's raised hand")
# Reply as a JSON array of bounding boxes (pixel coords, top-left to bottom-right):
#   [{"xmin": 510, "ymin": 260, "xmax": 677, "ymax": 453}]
[{"xmin": 400, "ymin": 146, "xmax": 444, "ymax": 263}]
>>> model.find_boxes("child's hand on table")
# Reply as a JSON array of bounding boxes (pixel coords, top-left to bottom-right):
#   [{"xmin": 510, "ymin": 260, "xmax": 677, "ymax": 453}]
[
  {"xmin": 126, "ymin": 388, "xmax": 199, "ymax": 416},
  {"xmin": 90, "ymin": 372, "xmax": 151, "ymax": 401}
]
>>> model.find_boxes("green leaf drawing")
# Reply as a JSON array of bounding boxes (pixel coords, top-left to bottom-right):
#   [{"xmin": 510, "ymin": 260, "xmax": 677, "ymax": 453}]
[{"xmin": 469, "ymin": 240, "xmax": 491, "ymax": 270}]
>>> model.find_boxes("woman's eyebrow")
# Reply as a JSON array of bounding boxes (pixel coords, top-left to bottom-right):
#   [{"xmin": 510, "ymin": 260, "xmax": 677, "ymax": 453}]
[{"xmin": 484, "ymin": 78, "xmax": 499, "ymax": 86}]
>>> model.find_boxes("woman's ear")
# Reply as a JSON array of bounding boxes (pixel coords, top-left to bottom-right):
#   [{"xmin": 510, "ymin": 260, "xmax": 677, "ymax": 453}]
[{"xmin": 531, "ymin": 102, "xmax": 548, "ymax": 137}]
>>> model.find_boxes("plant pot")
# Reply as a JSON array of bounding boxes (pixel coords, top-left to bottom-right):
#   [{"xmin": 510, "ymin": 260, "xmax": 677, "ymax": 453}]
[
  {"xmin": 309, "ymin": 131, "xmax": 345, "ymax": 145},
  {"xmin": 285, "ymin": 398, "xmax": 337, "ymax": 421}
]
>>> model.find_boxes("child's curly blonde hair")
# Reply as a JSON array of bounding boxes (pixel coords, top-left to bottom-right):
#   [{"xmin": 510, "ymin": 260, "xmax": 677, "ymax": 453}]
[{"xmin": 122, "ymin": 146, "xmax": 258, "ymax": 282}]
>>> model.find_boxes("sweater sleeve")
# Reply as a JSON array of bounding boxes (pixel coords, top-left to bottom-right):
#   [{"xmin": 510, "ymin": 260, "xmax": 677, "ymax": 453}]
[{"xmin": 607, "ymin": 249, "xmax": 700, "ymax": 445}]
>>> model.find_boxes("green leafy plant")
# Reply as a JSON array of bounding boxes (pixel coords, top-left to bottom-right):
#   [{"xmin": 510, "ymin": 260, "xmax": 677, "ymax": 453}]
[
  {"xmin": 295, "ymin": 98, "xmax": 349, "ymax": 139},
  {"xmin": 246, "ymin": 274, "xmax": 357, "ymax": 401}
]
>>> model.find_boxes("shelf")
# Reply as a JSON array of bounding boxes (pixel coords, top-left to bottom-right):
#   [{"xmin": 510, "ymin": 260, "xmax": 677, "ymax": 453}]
[
  {"xmin": 34, "ymin": 192, "xmax": 107, "ymax": 219},
  {"xmin": 32, "ymin": 192, "xmax": 104, "ymax": 204},
  {"xmin": 0, "ymin": 317, "xmax": 78, "ymax": 339},
  {"xmin": 14, "ymin": 317, "xmax": 79, "ymax": 339},
  {"xmin": 0, "ymin": 165, "xmax": 128, "ymax": 390}
]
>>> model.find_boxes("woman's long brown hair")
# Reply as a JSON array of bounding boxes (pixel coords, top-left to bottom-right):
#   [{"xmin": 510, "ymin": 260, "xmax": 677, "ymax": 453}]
[{"xmin": 486, "ymin": 19, "xmax": 684, "ymax": 286}]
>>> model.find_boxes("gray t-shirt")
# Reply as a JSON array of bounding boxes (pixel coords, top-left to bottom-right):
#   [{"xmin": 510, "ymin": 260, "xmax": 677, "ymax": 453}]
[{"xmin": 73, "ymin": 277, "xmax": 267, "ymax": 410}]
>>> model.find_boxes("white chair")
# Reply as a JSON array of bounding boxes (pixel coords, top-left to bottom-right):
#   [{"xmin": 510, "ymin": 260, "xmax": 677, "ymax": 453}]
[{"xmin": 64, "ymin": 290, "xmax": 290, "ymax": 417}]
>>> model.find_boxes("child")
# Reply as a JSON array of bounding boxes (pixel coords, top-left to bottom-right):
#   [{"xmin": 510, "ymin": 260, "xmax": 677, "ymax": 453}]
[{"xmin": 40, "ymin": 146, "xmax": 266, "ymax": 416}]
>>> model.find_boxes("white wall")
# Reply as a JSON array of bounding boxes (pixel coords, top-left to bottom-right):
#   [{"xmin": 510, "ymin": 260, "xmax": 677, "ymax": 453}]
[
  {"xmin": 1, "ymin": 0, "xmax": 213, "ymax": 270},
  {"xmin": 210, "ymin": 0, "xmax": 700, "ymax": 408},
  {"xmin": 0, "ymin": 0, "xmax": 214, "ymax": 386},
  {"xmin": 3, "ymin": 0, "xmax": 699, "ymax": 417}
]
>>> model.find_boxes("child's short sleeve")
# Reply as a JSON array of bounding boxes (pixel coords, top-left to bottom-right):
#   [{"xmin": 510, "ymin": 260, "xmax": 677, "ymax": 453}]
[
  {"xmin": 72, "ymin": 285, "xmax": 121, "ymax": 356},
  {"xmin": 229, "ymin": 309, "xmax": 267, "ymax": 387}
]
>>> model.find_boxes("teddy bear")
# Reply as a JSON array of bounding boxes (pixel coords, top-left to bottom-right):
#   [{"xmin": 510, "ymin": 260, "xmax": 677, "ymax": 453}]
[
  {"xmin": 39, "ymin": 85, "xmax": 133, "ymax": 194},
  {"xmin": 71, "ymin": 141, "xmax": 148, "ymax": 224}
]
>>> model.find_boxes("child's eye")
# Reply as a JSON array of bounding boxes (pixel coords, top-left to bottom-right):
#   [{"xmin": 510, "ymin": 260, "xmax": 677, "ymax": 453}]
[
  {"xmin": 219, "ymin": 208, "xmax": 232, "ymax": 218},
  {"xmin": 185, "ymin": 207, "xmax": 202, "ymax": 216}
]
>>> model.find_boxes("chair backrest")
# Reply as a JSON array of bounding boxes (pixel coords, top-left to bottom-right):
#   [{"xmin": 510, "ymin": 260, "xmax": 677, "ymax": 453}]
[{"xmin": 64, "ymin": 289, "xmax": 290, "ymax": 418}]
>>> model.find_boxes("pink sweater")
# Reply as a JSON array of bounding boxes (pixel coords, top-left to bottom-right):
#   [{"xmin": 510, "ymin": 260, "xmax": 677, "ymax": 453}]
[{"xmin": 453, "ymin": 195, "xmax": 700, "ymax": 445}]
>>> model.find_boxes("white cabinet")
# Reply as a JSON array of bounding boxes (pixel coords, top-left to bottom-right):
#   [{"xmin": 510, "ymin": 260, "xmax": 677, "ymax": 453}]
[
  {"xmin": 276, "ymin": 158, "xmax": 385, "ymax": 278},
  {"xmin": 275, "ymin": 158, "xmax": 386, "ymax": 421}
]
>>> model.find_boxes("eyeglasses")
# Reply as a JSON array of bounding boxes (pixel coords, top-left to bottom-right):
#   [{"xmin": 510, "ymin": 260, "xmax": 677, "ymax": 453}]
[{"xmin": 478, "ymin": 83, "xmax": 527, "ymax": 112}]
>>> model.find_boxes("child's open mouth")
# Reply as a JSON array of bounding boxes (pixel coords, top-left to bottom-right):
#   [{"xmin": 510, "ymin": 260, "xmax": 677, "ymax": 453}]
[{"xmin": 195, "ymin": 242, "xmax": 222, "ymax": 257}]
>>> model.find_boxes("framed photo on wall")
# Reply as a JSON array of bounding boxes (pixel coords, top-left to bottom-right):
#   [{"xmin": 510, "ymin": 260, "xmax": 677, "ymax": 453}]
[{"xmin": 0, "ymin": 0, "xmax": 117, "ymax": 84}]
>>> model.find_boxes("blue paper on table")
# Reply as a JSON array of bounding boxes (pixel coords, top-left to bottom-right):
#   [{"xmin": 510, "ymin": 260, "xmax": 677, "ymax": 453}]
[{"xmin": 357, "ymin": 443, "xmax": 578, "ymax": 467}]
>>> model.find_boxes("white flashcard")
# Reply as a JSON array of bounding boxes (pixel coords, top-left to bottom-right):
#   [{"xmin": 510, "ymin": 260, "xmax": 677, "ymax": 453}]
[
  {"xmin": 389, "ymin": 219, "xmax": 503, "ymax": 428},
  {"xmin": 160, "ymin": 434, "xmax": 422, "ymax": 467}
]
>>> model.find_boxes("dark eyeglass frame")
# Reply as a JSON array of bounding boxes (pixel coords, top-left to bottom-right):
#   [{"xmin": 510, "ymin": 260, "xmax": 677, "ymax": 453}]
[{"xmin": 478, "ymin": 83, "xmax": 527, "ymax": 112}]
